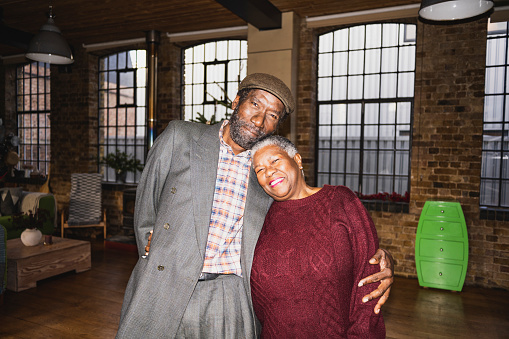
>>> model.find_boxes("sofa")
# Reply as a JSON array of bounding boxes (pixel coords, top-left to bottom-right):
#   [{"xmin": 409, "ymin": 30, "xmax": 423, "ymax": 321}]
[{"xmin": 0, "ymin": 187, "xmax": 57, "ymax": 240}]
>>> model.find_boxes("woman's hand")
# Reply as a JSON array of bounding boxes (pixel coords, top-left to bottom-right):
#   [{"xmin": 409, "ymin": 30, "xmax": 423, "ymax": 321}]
[{"xmin": 358, "ymin": 248, "xmax": 394, "ymax": 314}]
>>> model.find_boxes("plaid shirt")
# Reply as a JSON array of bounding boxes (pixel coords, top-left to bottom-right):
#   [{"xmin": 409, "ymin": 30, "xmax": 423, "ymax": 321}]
[{"xmin": 202, "ymin": 120, "xmax": 252, "ymax": 276}]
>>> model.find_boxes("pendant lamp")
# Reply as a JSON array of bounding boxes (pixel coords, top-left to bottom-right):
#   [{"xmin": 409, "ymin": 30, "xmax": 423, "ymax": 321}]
[
  {"xmin": 25, "ymin": 6, "xmax": 74, "ymax": 65},
  {"xmin": 419, "ymin": 0, "xmax": 494, "ymax": 21}
]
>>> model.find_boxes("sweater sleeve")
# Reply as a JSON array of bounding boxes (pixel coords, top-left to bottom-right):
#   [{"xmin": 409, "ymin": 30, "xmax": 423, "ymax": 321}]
[{"xmin": 333, "ymin": 186, "xmax": 386, "ymax": 338}]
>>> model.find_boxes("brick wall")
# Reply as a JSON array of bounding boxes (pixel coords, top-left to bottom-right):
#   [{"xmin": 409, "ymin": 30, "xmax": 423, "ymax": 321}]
[
  {"xmin": 297, "ymin": 17, "xmax": 508, "ymax": 290},
  {"xmin": 296, "ymin": 19, "xmax": 318, "ymax": 185}
]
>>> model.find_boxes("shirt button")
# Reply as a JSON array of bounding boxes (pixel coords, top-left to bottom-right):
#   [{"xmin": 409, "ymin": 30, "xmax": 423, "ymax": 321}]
[
  {"xmin": 163, "ymin": 223, "xmax": 170, "ymax": 230},
  {"xmin": 157, "ymin": 265, "xmax": 165, "ymax": 271},
  {"xmin": 171, "ymin": 187, "xmax": 177, "ymax": 194}
]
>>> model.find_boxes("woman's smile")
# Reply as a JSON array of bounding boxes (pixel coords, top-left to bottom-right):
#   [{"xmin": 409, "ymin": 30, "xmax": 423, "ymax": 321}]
[{"xmin": 269, "ymin": 177, "xmax": 284, "ymax": 187}]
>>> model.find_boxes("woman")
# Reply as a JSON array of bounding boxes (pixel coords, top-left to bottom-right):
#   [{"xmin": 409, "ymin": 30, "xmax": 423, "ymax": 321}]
[{"xmin": 250, "ymin": 135, "xmax": 386, "ymax": 338}]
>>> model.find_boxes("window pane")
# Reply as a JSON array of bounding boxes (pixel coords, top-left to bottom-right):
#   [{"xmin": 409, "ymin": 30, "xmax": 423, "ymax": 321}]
[
  {"xmin": 381, "ymin": 73, "xmax": 397, "ymax": 98},
  {"xmin": 317, "ymin": 23, "xmax": 414, "ymax": 199},
  {"xmin": 363, "ymin": 151, "xmax": 378, "ymax": 174},
  {"xmin": 349, "ymin": 50, "xmax": 364, "ymax": 74},
  {"xmin": 319, "ymin": 53, "xmax": 333, "ymax": 77},
  {"xmin": 332, "ymin": 77, "xmax": 347, "ymax": 100},
  {"xmin": 318, "ymin": 150, "xmax": 330, "ymax": 172},
  {"xmin": 98, "ymin": 50, "xmax": 147, "ymax": 183},
  {"xmin": 398, "ymin": 72, "xmax": 415, "ymax": 97},
  {"xmin": 318, "ymin": 77, "xmax": 332, "ymax": 101},
  {"xmin": 319, "ymin": 105, "xmax": 332, "ymax": 125},
  {"xmin": 334, "ymin": 52, "xmax": 349, "ymax": 76},
  {"xmin": 482, "ymin": 22, "xmax": 509, "ymax": 208},
  {"xmin": 485, "ymin": 66, "xmax": 505, "ymax": 94},
  {"xmin": 365, "ymin": 49, "xmax": 381, "ymax": 73},
  {"xmin": 364, "ymin": 74, "xmax": 380, "ymax": 99},
  {"xmin": 330, "ymin": 149, "xmax": 345, "ymax": 172},
  {"xmin": 183, "ymin": 40, "xmax": 247, "ymax": 123},
  {"xmin": 348, "ymin": 76, "xmax": 363, "ymax": 99},
  {"xmin": 480, "ymin": 179, "xmax": 499, "ymax": 205},
  {"xmin": 382, "ymin": 48, "xmax": 398, "ymax": 72},
  {"xmin": 366, "ymin": 24, "xmax": 382, "ymax": 49},
  {"xmin": 16, "ymin": 62, "xmax": 50, "ymax": 175},
  {"xmin": 399, "ymin": 46, "xmax": 416, "ymax": 71},
  {"xmin": 486, "ymin": 38, "xmax": 507, "ymax": 66}
]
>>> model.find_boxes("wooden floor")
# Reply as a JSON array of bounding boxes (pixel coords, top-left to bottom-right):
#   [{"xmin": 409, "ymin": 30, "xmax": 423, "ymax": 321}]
[{"xmin": 1, "ymin": 239, "xmax": 509, "ymax": 339}]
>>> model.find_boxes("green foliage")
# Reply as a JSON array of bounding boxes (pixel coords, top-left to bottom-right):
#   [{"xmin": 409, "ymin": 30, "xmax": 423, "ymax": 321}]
[
  {"xmin": 191, "ymin": 85, "xmax": 233, "ymax": 125},
  {"xmin": 11, "ymin": 208, "xmax": 51, "ymax": 231},
  {"xmin": 101, "ymin": 149, "xmax": 144, "ymax": 174}
]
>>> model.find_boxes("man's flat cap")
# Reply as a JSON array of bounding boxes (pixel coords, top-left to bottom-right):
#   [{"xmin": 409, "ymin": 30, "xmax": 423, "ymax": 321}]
[{"xmin": 238, "ymin": 73, "xmax": 295, "ymax": 115}]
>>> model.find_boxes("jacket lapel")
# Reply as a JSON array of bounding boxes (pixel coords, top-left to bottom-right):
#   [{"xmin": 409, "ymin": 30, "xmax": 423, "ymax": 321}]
[
  {"xmin": 191, "ymin": 123, "xmax": 221, "ymax": 259},
  {"xmin": 242, "ymin": 168, "xmax": 272, "ymax": 283}
]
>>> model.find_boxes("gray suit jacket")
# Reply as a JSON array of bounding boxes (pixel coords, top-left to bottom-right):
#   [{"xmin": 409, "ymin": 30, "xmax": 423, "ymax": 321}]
[{"xmin": 116, "ymin": 120, "xmax": 272, "ymax": 338}]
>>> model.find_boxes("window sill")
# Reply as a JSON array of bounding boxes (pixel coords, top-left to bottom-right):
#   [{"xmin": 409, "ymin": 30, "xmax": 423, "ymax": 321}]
[
  {"xmin": 101, "ymin": 182, "xmax": 138, "ymax": 191},
  {"xmin": 4, "ymin": 176, "xmax": 48, "ymax": 186},
  {"xmin": 361, "ymin": 200, "xmax": 409, "ymax": 213},
  {"xmin": 480, "ymin": 206, "xmax": 509, "ymax": 221}
]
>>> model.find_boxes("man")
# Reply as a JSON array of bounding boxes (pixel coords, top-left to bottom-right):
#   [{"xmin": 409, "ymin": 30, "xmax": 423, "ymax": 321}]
[{"xmin": 117, "ymin": 73, "xmax": 393, "ymax": 338}]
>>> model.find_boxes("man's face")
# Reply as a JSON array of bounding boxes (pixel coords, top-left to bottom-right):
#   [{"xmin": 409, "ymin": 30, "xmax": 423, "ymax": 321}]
[{"xmin": 229, "ymin": 89, "xmax": 285, "ymax": 150}]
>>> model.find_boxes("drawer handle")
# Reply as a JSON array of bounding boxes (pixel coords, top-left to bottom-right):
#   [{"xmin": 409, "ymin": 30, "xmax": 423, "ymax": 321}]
[
  {"xmin": 439, "ymin": 272, "xmax": 443, "ymax": 276},
  {"xmin": 440, "ymin": 248, "xmax": 443, "ymax": 251},
  {"xmin": 441, "ymin": 210, "xmax": 444, "ymax": 213},
  {"xmin": 440, "ymin": 227, "xmax": 444, "ymax": 231}
]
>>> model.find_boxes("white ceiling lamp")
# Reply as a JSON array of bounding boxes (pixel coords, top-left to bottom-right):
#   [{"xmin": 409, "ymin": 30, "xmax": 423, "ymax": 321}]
[
  {"xmin": 25, "ymin": 6, "xmax": 74, "ymax": 64},
  {"xmin": 419, "ymin": 0, "xmax": 494, "ymax": 21}
]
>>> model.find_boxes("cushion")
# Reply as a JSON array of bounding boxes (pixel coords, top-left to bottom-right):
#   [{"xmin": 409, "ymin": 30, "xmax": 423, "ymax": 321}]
[
  {"xmin": 0, "ymin": 187, "xmax": 23, "ymax": 207},
  {"xmin": 1, "ymin": 190, "xmax": 17, "ymax": 215}
]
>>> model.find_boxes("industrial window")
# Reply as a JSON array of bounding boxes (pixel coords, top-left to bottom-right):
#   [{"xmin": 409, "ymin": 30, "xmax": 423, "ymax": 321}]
[
  {"xmin": 98, "ymin": 50, "xmax": 147, "ymax": 183},
  {"xmin": 317, "ymin": 23, "xmax": 416, "ymax": 202},
  {"xmin": 16, "ymin": 62, "xmax": 51, "ymax": 176},
  {"xmin": 182, "ymin": 40, "xmax": 247, "ymax": 123},
  {"xmin": 481, "ymin": 20, "xmax": 509, "ymax": 208}
]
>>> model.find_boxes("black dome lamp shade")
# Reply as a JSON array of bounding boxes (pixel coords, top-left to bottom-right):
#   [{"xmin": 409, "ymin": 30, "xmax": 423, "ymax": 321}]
[{"xmin": 25, "ymin": 6, "xmax": 74, "ymax": 65}]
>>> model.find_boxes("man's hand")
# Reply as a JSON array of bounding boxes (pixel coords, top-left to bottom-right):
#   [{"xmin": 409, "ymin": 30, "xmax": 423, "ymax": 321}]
[
  {"xmin": 144, "ymin": 230, "xmax": 153, "ymax": 256},
  {"xmin": 358, "ymin": 248, "xmax": 394, "ymax": 314}
]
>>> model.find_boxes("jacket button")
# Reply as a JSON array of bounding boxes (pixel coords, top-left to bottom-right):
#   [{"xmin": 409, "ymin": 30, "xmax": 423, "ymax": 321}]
[
  {"xmin": 171, "ymin": 187, "xmax": 177, "ymax": 194},
  {"xmin": 157, "ymin": 265, "xmax": 165, "ymax": 271},
  {"xmin": 164, "ymin": 223, "xmax": 170, "ymax": 230}
]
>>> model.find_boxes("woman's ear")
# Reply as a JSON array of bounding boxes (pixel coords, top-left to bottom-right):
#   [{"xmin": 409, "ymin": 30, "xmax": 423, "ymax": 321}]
[{"xmin": 294, "ymin": 153, "xmax": 303, "ymax": 169}]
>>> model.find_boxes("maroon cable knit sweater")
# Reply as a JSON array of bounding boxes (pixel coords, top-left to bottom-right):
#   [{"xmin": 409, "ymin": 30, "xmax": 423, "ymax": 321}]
[{"xmin": 251, "ymin": 185, "xmax": 386, "ymax": 338}]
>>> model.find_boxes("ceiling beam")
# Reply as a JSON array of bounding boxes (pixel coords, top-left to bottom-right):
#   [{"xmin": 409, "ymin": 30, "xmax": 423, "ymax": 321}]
[{"xmin": 215, "ymin": 0, "xmax": 282, "ymax": 30}]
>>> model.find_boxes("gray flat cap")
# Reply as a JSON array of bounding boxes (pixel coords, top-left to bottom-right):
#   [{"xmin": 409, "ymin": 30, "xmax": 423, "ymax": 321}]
[{"xmin": 238, "ymin": 73, "xmax": 295, "ymax": 115}]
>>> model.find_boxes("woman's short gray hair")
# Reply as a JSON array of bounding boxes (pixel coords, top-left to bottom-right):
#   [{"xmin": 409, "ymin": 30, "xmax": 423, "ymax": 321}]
[{"xmin": 251, "ymin": 135, "xmax": 298, "ymax": 158}]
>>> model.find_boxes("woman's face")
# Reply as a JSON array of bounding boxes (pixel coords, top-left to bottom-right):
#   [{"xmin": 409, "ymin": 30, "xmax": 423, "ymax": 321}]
[{"xmin": 253, "ymin": 145, "xmax": 304, "ymax": 201}]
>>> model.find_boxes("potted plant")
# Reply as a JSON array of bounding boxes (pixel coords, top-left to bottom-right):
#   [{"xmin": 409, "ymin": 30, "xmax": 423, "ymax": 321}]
[
  {"xmin": 101, "ymin": 149, "xmax": 144, "ymax": 183},
  {"xmin": 12, "ymin": 208, "xmax": 51, "ymax": 246}
]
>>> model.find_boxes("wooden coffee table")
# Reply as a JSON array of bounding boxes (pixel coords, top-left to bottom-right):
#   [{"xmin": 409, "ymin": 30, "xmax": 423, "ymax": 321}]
[{"xmin": 6, "ymin": 236, "xmax": 91, "ymax": 292}]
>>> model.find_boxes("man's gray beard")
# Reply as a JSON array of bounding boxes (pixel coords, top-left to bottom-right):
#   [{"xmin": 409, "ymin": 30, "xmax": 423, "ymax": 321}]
[{"xmin": 228, "ymin": 108, "xmax": 267, "ymax": 150}]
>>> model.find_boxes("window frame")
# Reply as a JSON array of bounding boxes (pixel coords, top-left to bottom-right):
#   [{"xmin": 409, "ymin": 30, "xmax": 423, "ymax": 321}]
[
  {"xmin": 15, "ymin": 61, "xmax": 51, "ymax": 176},
  {"xmin": 481, "ymin": 20, "xmax": 509, "ymax": 210},
  {"xmin": 315, "ymin": 23, "xmax": 416, "ymax": 203},
  {"xmin": 181, "ymin": 39, "xmax": 248, "ymax": 123},
  {"xmin": 97, "ymin": 49, "xmax": 147, "ymax": 184}
]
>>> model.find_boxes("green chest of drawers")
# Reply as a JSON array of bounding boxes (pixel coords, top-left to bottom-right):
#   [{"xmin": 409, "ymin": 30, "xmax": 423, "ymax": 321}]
[{"xmin": 415, "ymin": 201, "xmax": 468, "ymax": 291}]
